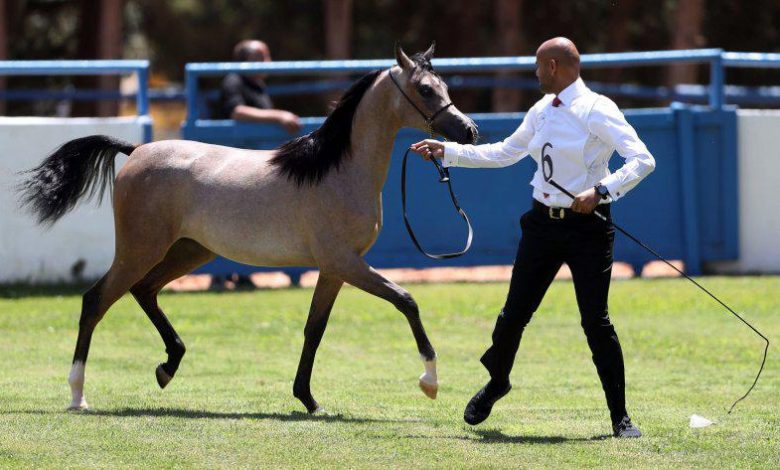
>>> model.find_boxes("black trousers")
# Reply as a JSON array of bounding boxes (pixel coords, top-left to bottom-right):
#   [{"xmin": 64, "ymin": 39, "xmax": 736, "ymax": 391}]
[{"xmin": 480, "ymin": 202, "xmax": 628, "ymax": 423}]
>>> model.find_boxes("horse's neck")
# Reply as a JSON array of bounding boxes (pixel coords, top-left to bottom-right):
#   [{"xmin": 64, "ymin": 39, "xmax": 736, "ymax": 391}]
[{"xmin": 344, "ymin": 72, "xmax": 402, "ymax": 196}]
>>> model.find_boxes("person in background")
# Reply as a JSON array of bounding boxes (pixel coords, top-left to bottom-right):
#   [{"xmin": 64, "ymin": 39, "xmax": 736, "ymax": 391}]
[{"xmin": 218, "ymin": 39, "xmax": 302, "ymax": 134}]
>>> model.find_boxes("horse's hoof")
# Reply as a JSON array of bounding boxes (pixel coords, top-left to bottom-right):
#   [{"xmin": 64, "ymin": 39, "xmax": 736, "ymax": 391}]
[
  {"xmin": 418, "ymin": 377, "xmax": 438, "ymax": 400},
  {"xmin": 155, "ymin": 364, "xmax": 172, "ymax": 389},
  {"xmin": 311, "ymin": 406, "xmax": 326, "ymax": 415},
  {"xmin": 66, "ymin": 397, "xmax": 89, "ymax": 411}
]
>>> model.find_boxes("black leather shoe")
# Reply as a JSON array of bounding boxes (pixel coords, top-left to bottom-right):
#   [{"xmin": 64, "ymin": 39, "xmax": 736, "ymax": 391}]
[
  {"xmin": 613, "ymin": 416, "xmax": 642, "ymax": 438},
  {"xmin": 464, "ymin": 380, "xmax": 511, "ymax": 425}
]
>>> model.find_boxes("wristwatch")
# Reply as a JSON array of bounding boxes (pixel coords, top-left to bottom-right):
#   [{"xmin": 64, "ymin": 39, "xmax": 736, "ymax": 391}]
[{"xmin": 594, "ymin": 183, "xmax": 610, "ymax": 200}]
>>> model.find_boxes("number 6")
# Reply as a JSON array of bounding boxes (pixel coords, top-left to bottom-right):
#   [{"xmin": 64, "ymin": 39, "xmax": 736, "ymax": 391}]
[{"xmin": 542, "ymin": 142, "xmax": 554, "ymax": 182}]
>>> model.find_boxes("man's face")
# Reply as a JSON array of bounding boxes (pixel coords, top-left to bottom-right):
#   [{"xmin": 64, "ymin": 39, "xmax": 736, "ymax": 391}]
[
  {"xmin": 535, "ymin": 55, "xmax": 555, "ymax": 94},
  {"xmin": 247, "ymin": 45, "xmax": 271, "ymax": 80}
]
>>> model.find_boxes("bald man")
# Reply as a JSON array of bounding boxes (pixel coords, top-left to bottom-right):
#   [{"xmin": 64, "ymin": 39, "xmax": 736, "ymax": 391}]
[
  {"xmin": 218, "ymin": 40, "xmax": 302, "ymax": 133},
  {"xmin": 411, "ymin": 37, "xmax": 654, "ymax": 438}
]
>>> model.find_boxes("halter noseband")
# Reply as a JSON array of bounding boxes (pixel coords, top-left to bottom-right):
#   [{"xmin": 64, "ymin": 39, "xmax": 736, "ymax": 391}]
[{"xmin": 388, "ymin": 67, "xmax": 453, "ymax": 135}]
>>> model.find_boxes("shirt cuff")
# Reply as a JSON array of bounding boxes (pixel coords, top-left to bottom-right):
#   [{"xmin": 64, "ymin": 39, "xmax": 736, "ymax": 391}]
[
  {"xmin": 600, "ymin": 174, "xmax": 624, "ymax": 201},
  {"xmin": 442, "ymin": 142, "xmax": 460, "ymax": 168}
]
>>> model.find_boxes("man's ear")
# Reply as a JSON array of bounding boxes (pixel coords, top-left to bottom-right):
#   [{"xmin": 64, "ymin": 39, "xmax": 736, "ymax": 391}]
[{"xmin": 395, "ymin": 42, "xmax": 414, "ymax": 70}]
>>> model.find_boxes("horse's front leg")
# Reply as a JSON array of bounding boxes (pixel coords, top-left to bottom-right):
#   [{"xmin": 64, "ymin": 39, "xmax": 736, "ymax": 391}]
[
  {"xmin": 293, "ymin": 273, "xmax": 343, "ymax": 413},
  {"xmin": 332, "ymin": 257, "xmax": 438, "ymax": 400}
]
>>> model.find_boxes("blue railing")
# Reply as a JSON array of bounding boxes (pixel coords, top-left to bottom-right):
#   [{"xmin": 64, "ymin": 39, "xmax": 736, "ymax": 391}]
[
  {"xmin": 4, "ymin": 51, "xmax": 780, "ymax": 110},
  {"xmin": 184, "ymin": 49, "xmax": 734, "ymax": 125},
  {"xmin": 0, "ymin": 60, "xmax": 153, "ymax": 142}
]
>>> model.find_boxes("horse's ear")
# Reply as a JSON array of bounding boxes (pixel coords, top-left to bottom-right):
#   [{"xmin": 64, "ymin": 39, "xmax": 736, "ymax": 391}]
[
  {"xmin": 395, "ymin": 42, "xmax": 414, "ymax": 70},
  {"xmin": 422, "ymin": 41, "xmax": 436, "ymax": 61}
]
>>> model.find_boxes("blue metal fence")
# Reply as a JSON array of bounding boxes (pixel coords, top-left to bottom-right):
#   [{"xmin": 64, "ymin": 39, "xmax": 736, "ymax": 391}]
[
  {"xmin": 0, "ymin": 60, "xmax": 153, "ymax": 142},
  {"xmin": 179, "ymin": 49, "xmax": 759, "ymax": 278}
]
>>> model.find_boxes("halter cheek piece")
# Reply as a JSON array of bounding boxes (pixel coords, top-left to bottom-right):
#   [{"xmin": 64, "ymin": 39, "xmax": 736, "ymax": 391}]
[
  {"xmin": 389, "ymin": 67, "xmax": 473, "ymax": 260},
  {"xmin": 389, "ymin": 69, "xmax": 453, "ymax": 183},
  {"xmin": 389, "ymin": 68, "xmax": 454, "ymax": 133}
]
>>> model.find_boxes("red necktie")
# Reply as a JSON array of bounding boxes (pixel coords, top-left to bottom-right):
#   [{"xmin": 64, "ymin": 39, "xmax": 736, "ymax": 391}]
[{"xmin": 552, "ymin": 97, "xmax": 562, "ymax": 107}]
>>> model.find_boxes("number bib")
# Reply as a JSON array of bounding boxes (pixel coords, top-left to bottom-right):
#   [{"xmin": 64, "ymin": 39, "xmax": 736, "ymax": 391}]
[{"xmin": 528, "ymin": 93, "xmax": 599, "ymax": 199}]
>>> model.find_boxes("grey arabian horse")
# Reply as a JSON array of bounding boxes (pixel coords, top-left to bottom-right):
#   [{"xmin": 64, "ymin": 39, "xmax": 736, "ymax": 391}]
[{"xmin": 19, "ymin": 44, "xmax": 478, "ymax": 413}]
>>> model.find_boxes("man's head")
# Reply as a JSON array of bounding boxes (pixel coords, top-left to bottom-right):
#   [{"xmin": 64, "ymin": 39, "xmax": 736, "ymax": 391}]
[
  {"xmin": 535, "ymin": 37, "xmax": 580, "ymax": 95},
  {"xmin": 233, "ymin": 40, "xmax": 271, "ymax": 62}
]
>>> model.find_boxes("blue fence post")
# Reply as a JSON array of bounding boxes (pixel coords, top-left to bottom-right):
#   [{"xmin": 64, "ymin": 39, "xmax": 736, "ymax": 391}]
[
  {"xmin": 673, "ymin": 103, "xmax": 702, "ymax": 275},
  {"xmin": 136, "ymin": 65, "xmax": 152, "ymax": 142},
  {"xmin": 720, "ymin": 109, "xmax": 740, "ymax": 260},
  {"xmin": 710, "ymin": 50, "xmax": 725, "ymax": 109},
  {"xmin": 185, "ymin": 65, "xmax": 199, "ymax": 127}
]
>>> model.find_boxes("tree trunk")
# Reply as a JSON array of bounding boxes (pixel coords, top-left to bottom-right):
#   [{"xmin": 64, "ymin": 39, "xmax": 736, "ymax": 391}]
[
  {"xmin": 603, "ymin": 0, "xmax": 636, "ymax": 84},
  {"xmin": 667, "ymin": 0, "xmax": 705, "ymax": 91},
  {"xmin": 323, "ymin": 0, "xmax": 353, "ymax": 108},
  {"xmin": 439, "ymin": 0, "xmax": 489, "ymax": 113},
  {"xmin": 97, "ymin": 0, "xmax": 123, "ymax": 117},
  {"xmin": 73, "ymin": 0, "xmax": 123, "ymax": 117},
  {"xmin": 492, "ymin": 0, "xmax": 524, "ymax": 112},
  {"xmin": 324, "ymin": 0, "xmax": 352, "ymax": 60}
]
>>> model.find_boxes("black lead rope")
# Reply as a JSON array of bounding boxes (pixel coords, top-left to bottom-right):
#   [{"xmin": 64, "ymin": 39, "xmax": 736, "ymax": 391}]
[
  {"xmin": 401, "ymin": 147, "xmax": 473, "ymax": 259},
  {"xmin": 389, "ymin": 67, "xmax": 473, "ymax": 259},
  {"xmin": 547, "ymin": 177, "xmax": 769, "ymax": 413}
]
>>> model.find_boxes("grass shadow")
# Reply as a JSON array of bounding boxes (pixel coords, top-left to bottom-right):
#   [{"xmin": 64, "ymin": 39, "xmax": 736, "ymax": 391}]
[
  {"xmin": 470, "ymin": 428, "xmax": 612, "ymax": 444},
  {"xmin": 59, "ymin": 407, "xmax": 410, "ymax": 423},
  {"xmin": 399, "ymin": 428, "xmax": 613, "ymax": 444}
]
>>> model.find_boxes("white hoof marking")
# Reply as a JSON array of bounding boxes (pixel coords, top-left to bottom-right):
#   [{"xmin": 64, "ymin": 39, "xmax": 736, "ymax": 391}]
[
  {"xmin": 419, "ymin": 357, "xmax": 439, "ymax": 399},
  {"xmin": 67, "ymin": 397, "xmax": 89, "ymax": 411},
  {"xmin": 67, "ymin": 361, "xmax": 87, "ymax": 410}
]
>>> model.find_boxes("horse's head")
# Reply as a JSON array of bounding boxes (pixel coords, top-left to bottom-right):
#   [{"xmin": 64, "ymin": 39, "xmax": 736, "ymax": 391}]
[{"xmin": 390, "ymin": 43, "xmax": 478, "ymax": 145}]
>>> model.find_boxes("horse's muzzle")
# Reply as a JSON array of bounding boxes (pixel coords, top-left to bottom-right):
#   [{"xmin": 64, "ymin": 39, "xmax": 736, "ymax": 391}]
[{"xmin": 435, "ymin": 114, "xmax": 479, "ymax": 145}]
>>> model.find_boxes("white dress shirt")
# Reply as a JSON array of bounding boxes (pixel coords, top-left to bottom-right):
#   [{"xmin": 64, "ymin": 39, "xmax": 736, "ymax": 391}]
[{"xmin": 442, "ymin": 77, "xmax": 656, "ymax": 208}]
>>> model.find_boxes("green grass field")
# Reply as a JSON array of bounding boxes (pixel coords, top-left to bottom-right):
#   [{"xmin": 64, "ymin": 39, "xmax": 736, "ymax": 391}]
[{"xmin": 1, "ymin": 277, "xmax": 778, "ymax": 468}]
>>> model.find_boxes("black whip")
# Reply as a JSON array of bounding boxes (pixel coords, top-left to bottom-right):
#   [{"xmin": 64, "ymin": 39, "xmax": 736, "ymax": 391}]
[{"xmin": 547, "ymin": 177, "xmax": 769, "ymax": 413}]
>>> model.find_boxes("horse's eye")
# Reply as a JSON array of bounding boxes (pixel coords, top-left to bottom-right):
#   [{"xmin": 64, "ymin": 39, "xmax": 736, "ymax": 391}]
[{"xmin": 418, "ymin": 85, "xmax": 433, "ymax": 98}]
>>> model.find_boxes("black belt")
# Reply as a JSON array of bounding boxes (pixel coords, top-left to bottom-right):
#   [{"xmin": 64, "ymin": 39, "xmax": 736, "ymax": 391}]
[{"xmin": 532, "ymin": 199, "xmax": 610, "ymax": 220}]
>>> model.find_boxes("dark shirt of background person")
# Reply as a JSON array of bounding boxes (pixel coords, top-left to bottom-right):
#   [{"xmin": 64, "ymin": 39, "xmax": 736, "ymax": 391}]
[{"xmin": 217, "ymin": 39, "xmax": 302, "ymax": 134}]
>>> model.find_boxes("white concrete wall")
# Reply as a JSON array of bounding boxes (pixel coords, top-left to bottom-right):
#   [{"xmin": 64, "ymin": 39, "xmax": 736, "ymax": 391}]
[
  {"xmin": 0, "ymin": 117, "xmax": 142, "ymax": 283},
  {"xmin": 712, "ymin": 110, "xmax": 780, "ymax": 274}
]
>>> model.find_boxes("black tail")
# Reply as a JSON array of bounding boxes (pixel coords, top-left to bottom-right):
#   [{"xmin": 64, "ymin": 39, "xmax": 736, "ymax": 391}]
[{"xmin": 18, "ymin": 135, "xmax": 137, "ymax": 226}]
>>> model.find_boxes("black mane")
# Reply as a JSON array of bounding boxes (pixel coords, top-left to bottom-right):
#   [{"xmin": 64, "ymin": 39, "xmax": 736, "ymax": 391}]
[{"xmin": 270, "ymin": 70, "xmax": 382, "ymax": 186}]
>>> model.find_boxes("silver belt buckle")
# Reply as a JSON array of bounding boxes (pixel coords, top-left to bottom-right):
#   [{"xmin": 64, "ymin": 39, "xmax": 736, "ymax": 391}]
[{"xmin": 549, "ymin": 206, "xmax": 565, "ymax": 219}]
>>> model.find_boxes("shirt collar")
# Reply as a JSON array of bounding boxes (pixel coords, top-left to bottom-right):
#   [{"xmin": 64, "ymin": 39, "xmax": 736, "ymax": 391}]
[{"xmin": 555, "ymin": 77, "xmax": 588, "ymax": 106}]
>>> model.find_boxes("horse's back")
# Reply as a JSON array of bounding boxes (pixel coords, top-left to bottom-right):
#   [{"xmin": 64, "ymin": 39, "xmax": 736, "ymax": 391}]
[{"xmin": 113, "ymin": 139, "xmax": 315, "ymax": 266}]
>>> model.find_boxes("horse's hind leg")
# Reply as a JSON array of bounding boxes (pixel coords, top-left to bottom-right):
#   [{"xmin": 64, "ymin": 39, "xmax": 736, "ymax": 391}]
[
  {"xmin": 68, "ymin": 244, "xmax": 170, "ymax": 410},
  {"xmin": 293, "ymin": 273, "xmax": 343, "ymax": 413},
  {"xmin": 330, "ymin": 256, "xmax": 438, "ymax": 400},
  {"xmin": 130, "ymin": 238, "xmax": 216, "ymax": 389}
]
